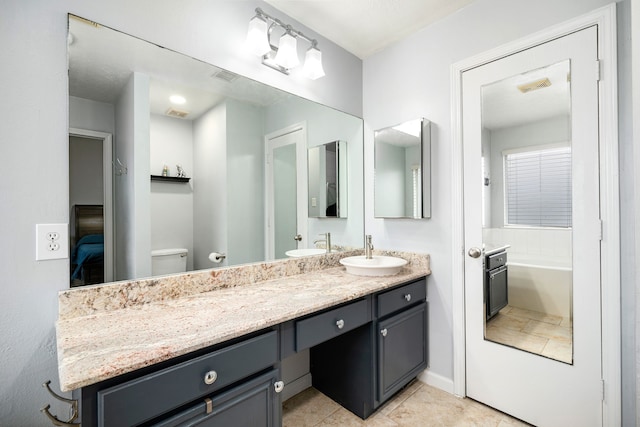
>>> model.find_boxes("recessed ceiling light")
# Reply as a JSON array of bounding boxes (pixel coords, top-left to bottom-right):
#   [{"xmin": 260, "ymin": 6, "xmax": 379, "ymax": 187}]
[{"xmin": 169, "ymin": 95, "xmax": 186, "ymax": 105}]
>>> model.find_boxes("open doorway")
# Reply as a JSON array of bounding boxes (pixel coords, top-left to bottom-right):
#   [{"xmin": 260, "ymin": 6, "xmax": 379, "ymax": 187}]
[{"xmin": 69, "ymin": 128, "xmax": 114, "ymax": 285}]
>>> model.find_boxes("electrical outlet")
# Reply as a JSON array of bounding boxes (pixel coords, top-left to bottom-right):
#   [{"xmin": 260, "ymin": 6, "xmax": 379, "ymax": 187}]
[{"xmin": 36, "ymin": 224, "xmax": 68, "ymax": 261}]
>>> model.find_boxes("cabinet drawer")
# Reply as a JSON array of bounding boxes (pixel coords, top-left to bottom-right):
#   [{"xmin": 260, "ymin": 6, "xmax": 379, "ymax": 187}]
[
  {"xmin": 296, "ymin": 299, "xmax": 370, "ymax": 351},
  {"xmin": 97, "ymin": 330, "xmax": 278, "ymax": 427},
  {"xmin": 377, "ymin": 279, "xmax": 426, "ymax": 318},
  {"xmin": 153, "ymin": 369, "xmax": 280, "ymax": 427}
]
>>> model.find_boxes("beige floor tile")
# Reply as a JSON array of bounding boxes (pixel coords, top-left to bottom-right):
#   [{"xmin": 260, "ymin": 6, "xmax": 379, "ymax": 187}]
[
  {"xmin": 378, "ymin": 380, "xmax": 423, "ymax": 416},
  {"xmin": 522, "ymin": 319, "xmax": 572, "ymax": 342},
  {"xmin": 541, "ymin": 338, "xmax": 573, "ymax": 363},
  {"xmin": 283, "ymin": 387, "xmax": 341, "ymax": 427},
  {"xmin": 485, "ymin": 324, "xmax": 548, "ymax": 354},
  {"xmin": 486, "ymin": 312, "xmax": 528, "ymax": 332},
  {"xmin": 284, "ymin": 385, "xmax": 532, "ymax": 427},
  {"xmin": 507, "ymin": 306, "xmax": 563, "ymax": 325}
]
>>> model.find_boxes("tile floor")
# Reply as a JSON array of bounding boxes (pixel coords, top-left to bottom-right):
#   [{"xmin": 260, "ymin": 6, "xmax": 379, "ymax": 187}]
[
  {"xmin": 283, "ymin": 382, "xmax": 530, "ymax": 426},
  {"xmin": 485, "ymin": 305, "xmax": 572, "ymax": 364}
]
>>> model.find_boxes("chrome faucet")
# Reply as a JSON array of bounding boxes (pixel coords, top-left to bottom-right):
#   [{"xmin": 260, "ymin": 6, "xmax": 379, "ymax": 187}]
[
  {"xmin": 365, "ymin": 234, "xmax": 374, "ymax": 259},
  {"xmin": 314, "ymin": 232, "xmax": 331, "ymax": 253}
]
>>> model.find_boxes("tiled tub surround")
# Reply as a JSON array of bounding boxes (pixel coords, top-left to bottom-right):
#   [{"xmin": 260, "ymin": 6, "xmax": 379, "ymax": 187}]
[{"xmin": 56, "ymin": 250, "xmax": 430, "ymax": 392}]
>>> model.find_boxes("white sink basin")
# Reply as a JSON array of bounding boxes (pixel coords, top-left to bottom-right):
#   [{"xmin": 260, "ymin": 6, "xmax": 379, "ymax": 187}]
[
  {"xmin": 285, "ymin": 248, "xmax": 327, "ymax": 257},
  {"xmin": 339, "ymin": 255, "xmax": 408, "ymax": 276}
]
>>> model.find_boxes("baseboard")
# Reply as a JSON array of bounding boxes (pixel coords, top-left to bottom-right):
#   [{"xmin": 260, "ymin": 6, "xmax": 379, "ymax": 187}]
[
  {"xmin": 417, "ymin": 369, "xmax": 456, "ymax": 395},
  {"xmin": 282, "ymin": 373, "xmax": 312, "ymax": 402}
]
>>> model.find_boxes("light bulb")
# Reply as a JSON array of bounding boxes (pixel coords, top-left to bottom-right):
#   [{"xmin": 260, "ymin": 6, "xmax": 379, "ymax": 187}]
[
  {"xmin": 274, "ymin": 32, "xmax": 299, "ymax": 69},
  {"xmin": 303, "ymin": 46, "xmax": 325, "ymax": 80},
  {"xmin": 246, "ymin": 15, "xmax": 271, "ymax": 57}
]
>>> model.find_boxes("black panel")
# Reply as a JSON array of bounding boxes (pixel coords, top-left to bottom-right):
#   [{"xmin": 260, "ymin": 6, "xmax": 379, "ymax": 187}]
[{"xmin": 311, "ymin": 323, "xmax": 375, "ymax": 419}]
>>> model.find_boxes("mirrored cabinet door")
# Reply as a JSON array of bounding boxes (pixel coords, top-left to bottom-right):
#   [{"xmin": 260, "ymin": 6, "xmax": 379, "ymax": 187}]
[
  {"xmin": 308, "ymin": 140, "xmax": 347, "ymax": 218},
  {"xmin": 374, "ymin": 118, "xmax": 431, "ymax": 219}
]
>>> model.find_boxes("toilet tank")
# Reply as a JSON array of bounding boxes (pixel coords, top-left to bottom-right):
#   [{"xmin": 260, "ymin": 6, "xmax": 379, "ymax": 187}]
[{"xmin": 151, "ymin": 248, "xmax": 188, "ymax": 276}]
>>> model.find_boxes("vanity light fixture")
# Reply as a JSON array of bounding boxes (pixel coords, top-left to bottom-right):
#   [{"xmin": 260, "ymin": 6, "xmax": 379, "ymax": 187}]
[{"xmin": 246, "ymin": 8, "xmax": 325, "ymax": 79}]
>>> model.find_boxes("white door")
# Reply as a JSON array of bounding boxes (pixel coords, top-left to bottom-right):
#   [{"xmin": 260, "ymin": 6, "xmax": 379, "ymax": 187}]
[
  {"xmin": 463, "ymin": 27, "xmax": 602, "ymax": 426},
  {"xmin": 266, "ymin": 124, "xmax": 308, "ymax": 259}
]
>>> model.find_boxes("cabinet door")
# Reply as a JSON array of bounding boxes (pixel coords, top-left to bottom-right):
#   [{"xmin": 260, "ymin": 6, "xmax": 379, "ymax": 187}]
[
  {"xmin": 153, "ymin": 369, "xmax": 281, "ymax": 427},
  {"xmin": 377, "ymin": 302, "xmax": 427, "ymax": 402}
]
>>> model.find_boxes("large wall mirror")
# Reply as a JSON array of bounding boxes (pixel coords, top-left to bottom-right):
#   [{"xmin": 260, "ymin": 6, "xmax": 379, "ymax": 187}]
[
  {"xmin": 374, "ymin": 118, "xmax": 431, "ymax": 219},
  {"xmin": 67, "ymin": 15, "xmax": 364, "ymax": 286},
  {"xmin": 308, "ymin": 140, "xmax": 347, "ymax": 218}
]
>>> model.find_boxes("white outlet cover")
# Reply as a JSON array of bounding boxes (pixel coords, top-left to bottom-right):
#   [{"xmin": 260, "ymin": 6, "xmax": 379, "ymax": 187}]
[{"xmin": 36, "ymin": 223, "xmax": 69, "ymax": 261}]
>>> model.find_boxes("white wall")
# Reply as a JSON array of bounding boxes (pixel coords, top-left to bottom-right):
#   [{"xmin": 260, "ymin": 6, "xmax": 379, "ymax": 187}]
[
  {"xmin": 69, "ymin": 136, "xmax": 103, "ymax": 207},
  {"xmin": 193, "ymin": 103, "xmax": 227, "ymax": 271},
  {"xmin": 150, "ymin": 114, "xmax": 194, "ymax": 271},
  {"xmin": 114, "ymin": 72, "xmax": 151, "ymax": 280},
  {"xmin": 363, "ymin": 0, "xmax": 632, "ymax": 406},
  {"xmin": 226, "ymin": 99, "xmax": 266, "ymax": 265}
]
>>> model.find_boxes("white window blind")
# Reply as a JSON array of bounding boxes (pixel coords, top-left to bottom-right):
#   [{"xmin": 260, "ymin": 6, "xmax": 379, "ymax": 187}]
[{"xmin": 504, "ymin": 146, "xmax": 572, "ymax": 227}]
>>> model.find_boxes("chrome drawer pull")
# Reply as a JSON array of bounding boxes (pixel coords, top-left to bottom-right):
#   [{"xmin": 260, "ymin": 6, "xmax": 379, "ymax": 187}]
[
  {"xmin": 404, "ymin": 294, "xmax": 412, "ymax": 302},
  {"xmin": 380, "ymin": 328, "xmax": 388, "ymax": 337},
  {"xmin": 204, "ymin": 370, "xmax": 218, "ymax": 385},
  {"xmin": 274, "ymin": 381, "xmax": 285, "ymax": 393},
  {"xmin": 336, "ymin": 319, "xmax": 345, "ymax": 329}
]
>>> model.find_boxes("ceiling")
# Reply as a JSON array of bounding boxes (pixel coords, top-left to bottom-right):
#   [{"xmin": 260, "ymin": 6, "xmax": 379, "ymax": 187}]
[{"xmin": 264, "ymin": 0, "xmax": 476, "ymax": 59}]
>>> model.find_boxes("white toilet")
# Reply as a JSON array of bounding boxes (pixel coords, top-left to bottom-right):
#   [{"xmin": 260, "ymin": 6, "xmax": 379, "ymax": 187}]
[{"xmin": 151, "ymin": 248, "xmax": 188, "ymax": 275}]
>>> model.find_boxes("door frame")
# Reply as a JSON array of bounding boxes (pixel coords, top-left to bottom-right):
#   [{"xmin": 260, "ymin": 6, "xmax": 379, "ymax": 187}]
[
  {"xmin": 450, "ymin": 4, "xmax": 620, "ymax": 425},
  {"xmin": 264, "ymin": 122, "xmax": 309, "ymax": 260},
  {"xmin": 69, "ymin": 127, "xmax": 114, "ymax": 283}
]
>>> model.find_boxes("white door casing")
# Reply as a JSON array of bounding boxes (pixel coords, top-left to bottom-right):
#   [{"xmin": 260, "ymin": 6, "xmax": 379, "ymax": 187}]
[{"xmin": 451, "ymin": 4, "xmax": 619, "ymax": 426}]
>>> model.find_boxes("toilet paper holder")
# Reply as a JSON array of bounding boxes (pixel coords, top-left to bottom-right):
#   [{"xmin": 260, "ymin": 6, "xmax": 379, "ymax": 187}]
[{"xmin": 209, "ymin": 252, "xmax": 227, "ymax": 263}]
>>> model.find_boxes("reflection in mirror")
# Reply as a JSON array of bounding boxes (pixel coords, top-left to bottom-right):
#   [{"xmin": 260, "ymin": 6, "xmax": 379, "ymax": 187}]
[
  {"xmin": 374, "ymin": 118, "xmax": 431, "ymax": 219},
  {"xmin": 308, "ymin": 141, "xmax": 347, "ymax": 218},
  {"xmin": 67, "ymin": 15, "xmax": 363, "ymax": 287},
  {"xmin": 481, "ymin": 60, "xmax": 573, "ymax": 364}
]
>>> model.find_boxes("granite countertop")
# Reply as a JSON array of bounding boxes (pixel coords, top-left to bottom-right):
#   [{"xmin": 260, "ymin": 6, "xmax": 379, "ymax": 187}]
[{"xmin": 56, "ymin": 251, "xmax": 430, "ymax": 392}]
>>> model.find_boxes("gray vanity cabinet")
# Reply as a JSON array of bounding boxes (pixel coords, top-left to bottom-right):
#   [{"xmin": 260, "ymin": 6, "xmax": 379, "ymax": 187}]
[{"xmin": 311, "ymin": 277, "xmax": 427, "ymax": 420}]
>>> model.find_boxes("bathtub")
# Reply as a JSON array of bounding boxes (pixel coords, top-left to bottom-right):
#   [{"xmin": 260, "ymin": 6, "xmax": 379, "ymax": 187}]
[{"xmin": 507, "ymin": 256, "xmax": 572, "ymax": 318}]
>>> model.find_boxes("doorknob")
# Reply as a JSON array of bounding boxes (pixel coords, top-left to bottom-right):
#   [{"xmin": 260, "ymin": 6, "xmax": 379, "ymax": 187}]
[
  {"xmin": 468, "ymin": 247, "xmax": 482, "ymax": 258},
  {"xmin": 294, "ymin": 234, "xmax": 302, "ymax": 241}
]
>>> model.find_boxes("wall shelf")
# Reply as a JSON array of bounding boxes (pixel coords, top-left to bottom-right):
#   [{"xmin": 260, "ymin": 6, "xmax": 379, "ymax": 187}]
[{"xmin": 150, "ymin": 175, "xmax": 191, "ymax": 183}]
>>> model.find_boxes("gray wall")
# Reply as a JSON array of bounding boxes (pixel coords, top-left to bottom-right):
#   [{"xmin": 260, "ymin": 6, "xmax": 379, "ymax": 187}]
[
  {"xmin": 0, "ymin": 1, "xmax": 361, "ymax": 425},
  {"xmin": 363, "ymin": 1, "xmax": 635, "ymax": 423}
]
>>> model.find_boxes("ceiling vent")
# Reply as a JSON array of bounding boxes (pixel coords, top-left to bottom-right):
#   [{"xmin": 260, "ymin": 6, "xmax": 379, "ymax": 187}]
[
  {"xmin": 165, "ymin": 107, "xmax": 190, "ymax": 119},
  {"xmin": 212, "ymin": 70, "xmax": 239, "ymax": 83},
  {"xmin": 517, "ymin": 78, "xmax": 552, "ymax": 93}
]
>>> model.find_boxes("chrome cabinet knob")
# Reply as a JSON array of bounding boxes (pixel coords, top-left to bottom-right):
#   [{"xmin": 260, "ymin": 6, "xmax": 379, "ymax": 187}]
[
  {"xmin": 274, "ymin": 381, "xmax": 285, "ymax": 393},
  {"xmin": 468, "ymin": 247, "xmax": 482, "ymax": 258},
  {"xmin": 293, "ymin": 234, "xmax": 302, "ymax": 241},
  {"xmin": 336, "ymin": 319, "xmax": 345, "ymax": 329},
  {"xmin": 380, "ymin": 328, "xmax": 388, "ymax": 337},
  {"xmin": 404, "ymin": 294, "xmax": 412, "ymax": 302},
  {"xmin": 204, "ymin": 370, "xmax": 218, "ymax": 385}
]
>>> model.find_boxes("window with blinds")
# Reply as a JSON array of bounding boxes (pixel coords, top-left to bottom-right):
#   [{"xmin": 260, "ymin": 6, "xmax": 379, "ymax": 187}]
[{"xmin": 504, "ymin": 146, "xmax": 572, "ymax": 227}]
